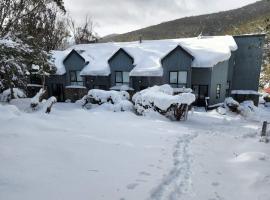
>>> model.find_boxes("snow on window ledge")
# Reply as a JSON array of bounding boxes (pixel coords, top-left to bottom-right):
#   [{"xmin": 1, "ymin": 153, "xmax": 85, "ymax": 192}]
[{"xmin": 231, "ymin": 90, "xmax": 260, "ymax": 95}]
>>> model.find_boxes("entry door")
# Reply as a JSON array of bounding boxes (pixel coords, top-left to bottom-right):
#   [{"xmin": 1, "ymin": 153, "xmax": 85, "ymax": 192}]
[
  {"xmin": 51, "ymin": 84, "xmax": 64, "ymax": 102},
  {"xmin": 192, "ymin": 85, "xmax": 208, "ymax": 106}
]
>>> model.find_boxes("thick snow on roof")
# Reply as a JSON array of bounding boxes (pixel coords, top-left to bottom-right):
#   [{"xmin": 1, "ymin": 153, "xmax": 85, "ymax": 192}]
[
  {"xmin": 51, "ymin": 50, "xmax": 71, "ymax": 75},
  {"xmin": 52, "ymin": 36, "xmax": 237, "ymax": 76}
]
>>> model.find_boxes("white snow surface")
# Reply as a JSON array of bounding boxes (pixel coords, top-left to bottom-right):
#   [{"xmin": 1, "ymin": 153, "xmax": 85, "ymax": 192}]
[
  {"xmin": 50, "ymin": 50, "xmax": 71, "ymax": 75},
  {"xmin": 0, "ymin": 100, "xmax": 270, "ymax": 200},
  {"xmin": 51, "ymin": 36, "xmax": 237, "ymax": 76}
]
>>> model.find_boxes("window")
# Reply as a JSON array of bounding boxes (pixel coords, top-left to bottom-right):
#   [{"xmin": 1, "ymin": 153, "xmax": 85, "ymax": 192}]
[
  {"xmin": 70, "ymin": 70, "xmax": 83, "ymax": 86},
  {"xmin": 216, "ymin": 84, "xmax": 221, "ymax": 99},
  {"xmin": 115, "ymin": 71, "xmax": 130, "ymax": 85},
  {"xmin": 169, "ymin": 71, "xmax": 187, "ymax": 88}
]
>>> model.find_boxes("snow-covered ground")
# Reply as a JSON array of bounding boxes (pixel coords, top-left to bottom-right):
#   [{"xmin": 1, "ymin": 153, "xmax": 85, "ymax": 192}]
[{"xmin": 0, "ymin": 101, "xmax": 269, "ymax": 200}]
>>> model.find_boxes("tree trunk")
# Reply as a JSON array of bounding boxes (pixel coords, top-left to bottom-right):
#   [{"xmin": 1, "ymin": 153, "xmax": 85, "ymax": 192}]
[
  {"xmin": 42, "ymin": 75, "xmax": 46, "ymax": 90},
  {"xmin": 10, "ymin": 86, "xmax": 14, "ymax": 100}
]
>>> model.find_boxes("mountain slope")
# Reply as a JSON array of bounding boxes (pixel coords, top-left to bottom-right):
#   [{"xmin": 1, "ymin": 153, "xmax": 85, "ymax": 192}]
[{"xmin": 100, "ymin": 0, "xmax": 270, "ymax": 42}]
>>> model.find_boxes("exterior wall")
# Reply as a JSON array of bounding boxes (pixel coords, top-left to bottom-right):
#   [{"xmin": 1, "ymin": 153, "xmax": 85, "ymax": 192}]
[
  {"xmin": 131, "ymin": 76, "xmax": 163, "ymax": 91},
  {"xmin": 227, "ymin": 51, "xmax": 236, "ymax": 95},
  {"xmin": 162, "ymin": 46, "xmax": 193, "ymax": 88},
  {"xmin": 231, "ymin": 94, "xmax": 259, "ymax": 106},
  {"xmin": 191, "ymin": 68, "xmax": 212, "ymax": 88},
  {"xmin": 63, "ymin": 50, "xmax": 86, "ymax": 86},
  {"xmin": 231, "ymin": 35, "xmax": 265, "ymax": 91},
  {"xmin": 108, "ymin": 49, "xmax": 134, "ymax": 87},
  {"xmin": 84, "ymin": 76, "xmax": 111, "ymax": 90},
  {"xmin": 65, "ymin": 87, "xmax": 87, "ymax": 102},
  {"xmin": 209, "ymin": 61, "xmax": 229, "ymax": 105},
  {"xmin": 45, "ymin": 75, "xmax": 66, "ymax": 102}
]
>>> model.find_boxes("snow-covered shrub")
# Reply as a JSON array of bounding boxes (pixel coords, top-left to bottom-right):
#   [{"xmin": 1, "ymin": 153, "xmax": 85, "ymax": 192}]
[
  {"xmin": 238, "ymin": 101, "xmax": 257, "ymax": 118},
  {"xmin": 0, "ymin": 88, "xmax": 26, "ymax": 102},
  {"xmin": 263, "ymin": 94, "xmax": 270, "ymax": 103},
  {"xmin": 45, "ymin": 97, "xmax": 57, "ymax": 114},
  {"xmin": 132, "ymin": 85, "xmax": 195, "ymax": 120},
  {"xmin": 81, "ymin": 89, "xmax": 133, "ymax": 112},
  {"xmin": 30, "ymin": 88, "xmax": 46, "ymax": 110},
  {"xmin": 224, "ymin": 97, "xmax": 240, "ymax": 113},
  {"xmin": 218, "ymin": 98, "xmax": 258, "ymax": 118}
]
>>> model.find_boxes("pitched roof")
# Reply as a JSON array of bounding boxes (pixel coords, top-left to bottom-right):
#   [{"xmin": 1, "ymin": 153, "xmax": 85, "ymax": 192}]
[{"xmin": 52, "ymin": 35, "xmax": 237, "ymax": 77}]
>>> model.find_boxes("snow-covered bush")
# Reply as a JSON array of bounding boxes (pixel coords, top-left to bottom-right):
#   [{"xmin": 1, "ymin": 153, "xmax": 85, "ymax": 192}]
[
  {"xmin": 0, "ymin": 88, "xmax": 26, "ymax": 102},
  {"xmin": 45, "ymin": 97, "xmax": 57, "ymax": 114},
  {"xmin": 238, "ymin": 101, "xmax": 257, "ymax": 118},
  {"xmin": 224, "ymin": 97, "xmax": 240, "ymax": 113},
  {"xmin": 218, "ymin": 98, "xmax": 258, "ymax": 118},
  {"xmin": 30, "ymin": 88, "xmax": 46, "ymax": 110},
  {"xmin": 132, "ymin": 85, "xmax": 195, "ymax": 120},
  {"xmin": 81, "ymin": 89, "xmax": 133, "ymax": 112}
]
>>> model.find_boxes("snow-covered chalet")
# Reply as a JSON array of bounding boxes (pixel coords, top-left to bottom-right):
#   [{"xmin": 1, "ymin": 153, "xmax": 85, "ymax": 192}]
[{"xmin": 28, "ymin": 34, "xmax": 265, "ymax": 106}]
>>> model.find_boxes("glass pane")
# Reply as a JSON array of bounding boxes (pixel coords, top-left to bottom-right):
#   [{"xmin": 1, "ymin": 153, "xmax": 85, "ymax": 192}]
[
  {"xmin": 170, "ymin": 72, "xmax": 177, "ymax": 84},
  {"xmin": 178, "ymin": 71, "xmax": 187, "ymax": 84},
  {"xmin": 70, "ymin": 71, "xmax": 76, "ymax": 82},
  {"xmin": 123, "ymin": 72, "xmax": 130, "ymax": 83},
  {"xmin": 76, "ymin": 71, "xmax": 83, "ymax": 82},
  {"xmin": 115, "ymin": 72, "xmax": 122, "ymax": 83}
]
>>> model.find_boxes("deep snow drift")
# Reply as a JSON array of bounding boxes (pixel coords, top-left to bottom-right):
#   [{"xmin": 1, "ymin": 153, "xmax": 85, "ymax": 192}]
[{"xmin": 0, "ymin": 101, "xmax": 269, "ymax": 200}]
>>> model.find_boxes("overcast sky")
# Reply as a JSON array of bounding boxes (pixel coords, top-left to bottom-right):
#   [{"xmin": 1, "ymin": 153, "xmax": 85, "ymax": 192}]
[{"xmin": 65, "ymin": 0, "xmax": 259, "ymax": 37}]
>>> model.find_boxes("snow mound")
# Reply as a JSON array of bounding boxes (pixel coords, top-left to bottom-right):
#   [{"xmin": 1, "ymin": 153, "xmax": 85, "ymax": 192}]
[
  {"xmin": 234, "ymin": 152, "xmax": 269, "ymax": 162},
  {"xmin": 220, "ymin": 98, "xmax": 258, "ymax": 117},
  {"xmin": 0, "ymin": 104, "xmax": 21, "ymax": 119},
  {"xmin": 82, "ymin": 89, "xmax": 133, "ymax": 112},
  {"xmin": 132, "ymin": 85, "xmax": 195, "ymax": 115},
  {"xmin": 0, "ymin": 88, "xmax": 26, "ymax": 102}
]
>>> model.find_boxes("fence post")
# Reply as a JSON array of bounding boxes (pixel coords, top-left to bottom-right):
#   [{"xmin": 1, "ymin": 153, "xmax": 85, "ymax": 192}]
[{"xmin": 261, "ymin": 121, "xmax": 267, "ymax": 137}]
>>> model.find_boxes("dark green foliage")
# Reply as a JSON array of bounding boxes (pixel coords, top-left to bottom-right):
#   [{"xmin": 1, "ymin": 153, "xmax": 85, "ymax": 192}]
[{"xmin": 0, "ymin": 0, "xmax": 68, "ymax": 98}]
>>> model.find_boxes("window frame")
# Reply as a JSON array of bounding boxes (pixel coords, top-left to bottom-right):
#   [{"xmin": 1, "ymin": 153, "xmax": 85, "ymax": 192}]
[
  {"xmin": 169, "ymin": 71, "xmax": 188, "ymax": 88},
  {"xmin": 69, "ymin": 70, "xmax": 84, "ymax": 86},
  {"xmin": 115, "ymin": 71, "xmax": 130, "ymax": 85},
  {"xmin": 216, "ymin": 84, "xmax": 221, "ymax": 99}
]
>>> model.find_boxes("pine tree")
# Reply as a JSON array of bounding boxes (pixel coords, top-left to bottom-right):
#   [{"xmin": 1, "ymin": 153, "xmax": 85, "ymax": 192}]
[{"xmin": 0, "ymin": 34, "xmax": 31, "ymax": 99}]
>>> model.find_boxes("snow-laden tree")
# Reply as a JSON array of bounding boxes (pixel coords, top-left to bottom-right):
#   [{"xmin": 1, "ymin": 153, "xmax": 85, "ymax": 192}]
[
  {"xmin": 0, "ymin": 34, "xmax": 31, "ymax": 99},
  {"xmin": 0, "ymin": 0, "xmax": 67, "ymax": 99}
]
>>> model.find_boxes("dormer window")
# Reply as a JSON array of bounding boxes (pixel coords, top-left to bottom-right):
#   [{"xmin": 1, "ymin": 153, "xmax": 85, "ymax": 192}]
[
  {"xmin": 115, "ymin": 71, "xmax": 130, "ymax": 86},
  {"xmin": 169, "ymin": 71, "xmax": 187, "ymax": 88},
  {"xmin": 70, "ymin": 70, "xmax": 83, "ymax": 86}
]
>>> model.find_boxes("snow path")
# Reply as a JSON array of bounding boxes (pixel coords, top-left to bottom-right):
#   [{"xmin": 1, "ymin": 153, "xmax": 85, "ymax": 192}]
[
  {"xmin": 150, "ymin": 133, "xmax": 197, "ymax": 200},
  {"xmin": 0, "ymin": 101, "xmax": 270, "ymax": 200}
]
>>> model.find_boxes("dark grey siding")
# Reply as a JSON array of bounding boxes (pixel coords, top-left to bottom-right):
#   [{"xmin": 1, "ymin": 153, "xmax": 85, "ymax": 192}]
[
  {"xmin": 63, "ymin": 50, "xmax": 86, "ymax": 86},
  {"xmin": 132, "ymin": 76, "xmax": 163, "ymax": 91},
  {"xmin": 191, "ymin": 68, "xmax": 212, "ymax": 89},
  {"xmin": 209, "ymin": 61, "xmax": 229, "ymax": 105},
  {"xmin": 85, "ymin": 76, "xmax": 111, "ymax": 90},
  {"xmin": 108, "ymin": 49, "xmax": 134, "ymax": 87},
  {"xmin": 162, "ymin": 46, "xmax": 193, "ymax": 88},
  {"xmin": 231, "ymin": 35, "xmax": 265, "ymax": 91},
  {"xmin": 191, "ymin": 61, "xmax": 229, "ymax": 105},
  {"xmin": 45, "ymin": 75, "xmax": 66, "ymax": 101},
  {"xmin": 227, "ymin": 51, "xmax": 236, "ymax": 95}
]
